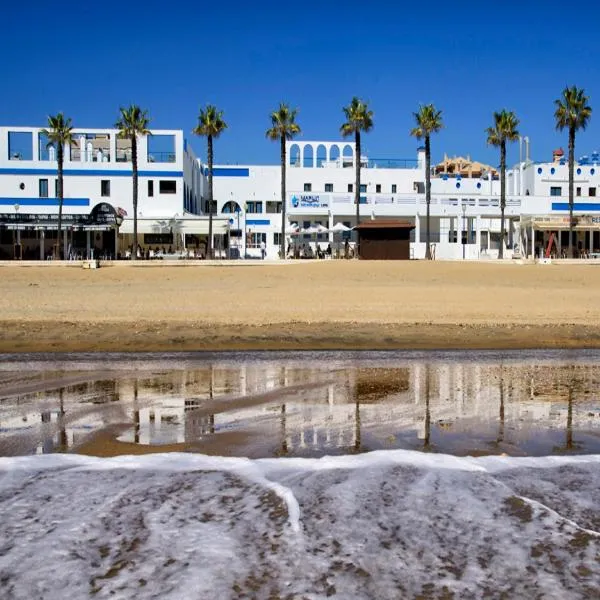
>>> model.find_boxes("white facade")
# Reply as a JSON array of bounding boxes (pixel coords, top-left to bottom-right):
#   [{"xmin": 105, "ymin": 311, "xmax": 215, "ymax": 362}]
[
  {"xmin": 212, "ymin": 140, "xmax": 600, "ymax": 260},
  {"xmin": 0, "ymin": 126, "xmax": 215, "ymax": 259}
]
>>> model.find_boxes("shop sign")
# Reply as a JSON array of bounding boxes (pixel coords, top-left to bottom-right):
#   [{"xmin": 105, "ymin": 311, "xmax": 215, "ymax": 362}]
[{"xmin": 290, "ymin": 194, "xmax": 329, "ymax": 209}]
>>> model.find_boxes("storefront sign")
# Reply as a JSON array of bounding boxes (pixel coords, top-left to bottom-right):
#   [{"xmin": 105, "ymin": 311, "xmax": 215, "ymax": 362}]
[{"xmin": 290, "ymin": 194, "xmax": 329, "ymax": 209}]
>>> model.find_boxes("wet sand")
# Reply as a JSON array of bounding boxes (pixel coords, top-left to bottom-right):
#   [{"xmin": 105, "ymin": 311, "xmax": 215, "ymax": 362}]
[{"xmin": 1, "ymin": 261, "xmax": 600, "ymax": 352}]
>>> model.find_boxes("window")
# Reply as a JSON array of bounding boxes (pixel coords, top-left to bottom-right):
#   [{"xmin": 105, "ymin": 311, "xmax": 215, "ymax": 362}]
[
  {"xmin": 159, "ymin": 180, "xmax": 177, "ymax": 194},
  {"xmin": 576, "ymin": 187, "xmax": 582, "ymax": 196},
  {"xmin": 590, "ymin": 187, "xmax": 597, "ymax": 197},
  {"xmin": 39, "ymin": 179, "xmax": 48, "ymax": 198},
  {"xmin": 247, "ymin": 233, "xmax": 266, "ymax": 248},
  {"xmin": 304, "ymin": 183, "xmax": 312, "ymax": 192},
  {"xmin": 348, "ymin": 184, "xmax": 353, "ymax": 193},
  {"xmin": 147, "ymin": 134, "xmax": 175, "ymax": 163},
  {"xmin": 550, "ymin": 186, "xmax": 562, "ymax": 197},
  {"xmin": 266, "ymin": 201, "xmax": 282, "ymax": 213},
  {"xmin": 360, "ymin": 184, "xmax": 367, "ymax": 193},
  {"xmin": 101, "ymin": 180, "xmax": 110, "ymax": 197},
  {"xmin": 325, "ymin": 183, "xmax": 333, "ymax": 192},
  {"xmin": 376, "ymin": 184, "xmax": 381, "ymax": 193},
  {"xmin": 148, "ymin": 181, "xmax": 154, "ymax": 197},
  {"xmin": 246, "ymin": 201, "xmax": 263, "ymax": 214},
  {"xmin": 273, "ymin": 233, "xmax": 282, "ymax": 246},
  {"xmin": 205, "ymin": 200, "xmax": 217, "ymax": 214},
  {"xmin": 392, "ymin": 184, "xmax": 397, "ymax": 193},
  {"xmin": 8, "ymin": 131, "xmax": 33, "ymax": 160}
]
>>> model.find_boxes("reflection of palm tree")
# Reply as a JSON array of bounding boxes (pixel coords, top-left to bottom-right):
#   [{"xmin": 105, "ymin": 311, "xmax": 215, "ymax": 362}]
[
  {"xmin": 209, "ymin": 364, "xmax": 215, "ymax": 434},
  {"xmin": 280, "ymin": 404, "xmax": 288, "ymax": 455},
  {"xmin": 566, "ymin": 384, "xmax": 574, "ymax": 450},
  {"xmin": 497, "ymin": 369, "xmax": 505, "ymax": 444},
  {"xmin": 58, "ymin": 388, "xmax": 67, "ymax": 451},
  {"xmin": 423, "ymin": 364, "xmax": 431, "ymax": 449},
  {"xmin": 354, "ymin": 396, "xmax": 361, "ymax": 452},
  {"xmin": 133, "ymin": 379, "xmax": 140, "ymax": 444}
]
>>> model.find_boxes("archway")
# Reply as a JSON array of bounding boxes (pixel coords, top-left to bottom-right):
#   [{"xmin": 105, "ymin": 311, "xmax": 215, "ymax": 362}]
[
  {"xmin": 316, "ymin": 144, "xmax": 327, "ymax": 168},
  {"xmin": 303, "ymin": 144, "xmax": 314, "ymax": 168},
  {"xmin": 289, "ymin": 144, "xmax": 301, "ymax": 167}
]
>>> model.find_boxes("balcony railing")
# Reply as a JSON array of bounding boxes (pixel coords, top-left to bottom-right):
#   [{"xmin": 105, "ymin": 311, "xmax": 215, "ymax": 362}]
[{"xmin": 148, "ymin": 152, "xmax": 176, "ymax": 163}]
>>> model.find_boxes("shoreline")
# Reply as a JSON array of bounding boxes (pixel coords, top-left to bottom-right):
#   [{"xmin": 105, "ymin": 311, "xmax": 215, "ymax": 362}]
[{"xmin": 1, "ymin": 320, "xmax": 600, "ymax": 353}]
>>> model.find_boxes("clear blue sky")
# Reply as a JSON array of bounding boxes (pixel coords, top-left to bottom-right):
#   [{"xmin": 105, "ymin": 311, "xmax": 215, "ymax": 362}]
[{"xmin": 1, "ymin": 0, "xmax": 599, "ymax": 167}]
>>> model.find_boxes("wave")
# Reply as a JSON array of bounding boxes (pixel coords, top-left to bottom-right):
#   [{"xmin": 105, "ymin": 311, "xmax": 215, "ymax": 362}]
[{"xmin": 1, "ymin": 450, "xmax": 599, "ymax": 599}]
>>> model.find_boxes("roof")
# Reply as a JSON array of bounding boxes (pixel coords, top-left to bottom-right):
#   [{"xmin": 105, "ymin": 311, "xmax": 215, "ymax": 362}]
[{"xmin": 354, "ymin": 220, "xmax": 415, "ymax": 230}]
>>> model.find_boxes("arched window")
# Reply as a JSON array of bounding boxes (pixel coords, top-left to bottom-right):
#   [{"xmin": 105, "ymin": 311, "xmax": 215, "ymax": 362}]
[
  {"xmin": 316, "ymin": 144, "xmax": 327, "ymax": 168},
  {"xmin": 289, "ymin": 144, "xmax": 301, "ymax": 167},
  {"xmin": 303, "ymin": 144, "xmax": 314, "ymax": 168}
]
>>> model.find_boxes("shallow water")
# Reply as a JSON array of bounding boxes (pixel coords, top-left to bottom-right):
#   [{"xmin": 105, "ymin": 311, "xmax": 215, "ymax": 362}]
[
  {"xmin": 1, "ymin": 351, "xmax": 600, "ymax": 598},
  {"xmin": 1, "ymin": 350, "xmax": 600, "ymax": 457}
]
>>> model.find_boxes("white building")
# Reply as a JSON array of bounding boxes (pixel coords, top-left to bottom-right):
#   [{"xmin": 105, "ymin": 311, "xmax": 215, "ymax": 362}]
[
  {"xmin": 2, "ymin": 125, "xmax": 600, "ymax": 261},
  {"xmin": 212, "ymin": 140, "xmax": 600, "ymax": 260},
  {"xmin": 0, "ymin": 126, "xmax": 229, "ymax": 259}
]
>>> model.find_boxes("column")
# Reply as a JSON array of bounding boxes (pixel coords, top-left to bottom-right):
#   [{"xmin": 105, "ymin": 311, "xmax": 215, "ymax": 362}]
[
  {"xmin": 86, "ymin": 230, "xmax": 91, "ymax": 260},
  {"xmin": 63, "ymin": 229, "xmax": 68, "ymax": 260},
  {"xmin": 328, "ymin": 211, "xmax": 334, "ymax": 245},
  {"xmin": 530, "ymin": 222, "xmax": 534, "ymax": 259},
  {"xmin": 414, "ymin": 213, "xmax": 421, "ymax": 252},
  {"xmin": 475, "ymin": 215, "xmax": 481, "ymax": 258},
  {"xmin": 115, "ymin": 227, "xmax": 119, "ymax": 259},
  {"xmin": 40, "ymin": 230, "xmax": 45, "ymax": 260},
  {"xmin": 110, "ymin": 133, "xmax": 117, "ymax": 163}
]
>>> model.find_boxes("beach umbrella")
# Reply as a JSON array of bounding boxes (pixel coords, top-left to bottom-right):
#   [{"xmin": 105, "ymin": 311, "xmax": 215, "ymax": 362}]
[
  {"xmin": 285, "ymin": 223, "xmax": 300, "ymax": 234},
  {"xmin": 331, "ymin": 222, "xmax": 351, "ymax": 232},
  {"xmin": 314, "ymin": 224, "xmax": 329, "ymax": 234}
]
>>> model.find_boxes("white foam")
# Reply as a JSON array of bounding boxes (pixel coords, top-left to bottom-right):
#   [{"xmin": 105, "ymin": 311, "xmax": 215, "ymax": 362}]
[{"xmin": 1, "ymin": 450, "xmax": 599, "ymax": 599}]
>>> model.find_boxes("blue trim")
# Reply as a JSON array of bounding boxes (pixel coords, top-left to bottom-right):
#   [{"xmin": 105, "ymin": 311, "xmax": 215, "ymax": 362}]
[
  {"xmin": 0, "ymin": 168, "xmax": 183, "ymax": 178},
  {"xmin": 0, "ymin": 197, "xmax": 90, "ymax": 206},
  {"xmin": 204, "ymin": 167, "xmax": 249, "ymax": 177},
  {"xmin": 552, "ymin": 202, "xmax": 600, "ymax": 211},
  {"xmin": 246, "ymin": 218, "xmax": 270, "ymax": 225}
]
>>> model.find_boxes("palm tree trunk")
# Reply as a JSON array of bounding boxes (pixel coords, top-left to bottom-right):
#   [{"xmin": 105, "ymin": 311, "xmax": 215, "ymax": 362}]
[
  {"xmin": 568, "ymin": 126, "xmax": 575, "ymax": 259},
  {"xmin": 56, "ymin": 142, "xmax": 64, "ymax": 260},
  {"xmin": 132, "ymin": 133, "xmax": 138, "ymax": 261},
  {"xmin": 280, "ymin": 135, "xmax": 286, "ymax": 259},
  {"xmin": 425, "ymin": 136, "xmax": 431, "ymax": 260},
  {"xmin": 355, "ymin": 130, "xmax": 361, "ymax": 258},
  {"xmin": 208, "ymin": 134, "xmax": 214, "ymax": 259},
  {"xmin": 499, "ymin": 140, "xmax": 506, "ymax": 259}
]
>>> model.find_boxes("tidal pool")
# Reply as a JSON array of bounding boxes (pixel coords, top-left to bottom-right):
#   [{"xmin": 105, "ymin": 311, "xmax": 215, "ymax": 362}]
[{"xmin": 1, "ymin": 350, "xmax": 599, "ymax": 458}]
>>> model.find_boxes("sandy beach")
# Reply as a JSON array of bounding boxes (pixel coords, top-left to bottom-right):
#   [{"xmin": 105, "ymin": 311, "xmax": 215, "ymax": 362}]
[{"xmin": 1, "ymin": 261, "xmax": 600, "ymax": 352}]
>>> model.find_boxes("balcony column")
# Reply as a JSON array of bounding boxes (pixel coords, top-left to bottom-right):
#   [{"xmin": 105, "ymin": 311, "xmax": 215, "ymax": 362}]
[
  {"xmin": 110, "ymin": 133, "xmax": 117, "ymax": 163},
  {"xmin": 414, "ymin": 213, "xmax": 420, "ymax": 248},
  {"xmin": 39, "ymin": 230, "xmax": 45, "ymax": 260},
  {"xmin": 475, "ymin": 215, "xmax": 481, "ymax": 258},
  {"xmin": 32, "ymin": 132, "xmax": 40, "ymax": 162}
]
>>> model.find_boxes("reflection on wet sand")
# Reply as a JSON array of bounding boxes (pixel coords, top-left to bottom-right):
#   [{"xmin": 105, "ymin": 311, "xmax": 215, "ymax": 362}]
[{"xmin": 1, "ymin": 354, "xmax": 600, "ymax": 457}]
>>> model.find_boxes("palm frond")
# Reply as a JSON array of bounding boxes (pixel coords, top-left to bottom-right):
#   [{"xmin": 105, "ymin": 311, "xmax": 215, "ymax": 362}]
[
  {"xmin": 265, "ymin": 102, "xmax": 301, "ymax": 141},
  {"xmin": 554, "ymin": 86, "xmax": 592, "ymax": 132},
  {"xmin": 410, "ymin": 104, "xmax": 443, "ymax": 139},
  {"xmin": 340, "ymin": 97, "xmax": 374, "ymax": 137},
  {"xmin": 193, "ymin": 104, "xmax": 228, "ymax": 138},
  {"xmin": 115, "ymin": 105, "xmax": 151, "ymax": 139},
  {"xmin": 486, "ymin": 109, "xmax": 520, "ymax": 147}
]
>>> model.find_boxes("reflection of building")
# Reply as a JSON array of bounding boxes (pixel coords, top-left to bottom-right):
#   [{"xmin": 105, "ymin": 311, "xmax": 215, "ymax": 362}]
[{"xmin": 2, "ymin": 361, "xmax": 600, "ymax": 455}]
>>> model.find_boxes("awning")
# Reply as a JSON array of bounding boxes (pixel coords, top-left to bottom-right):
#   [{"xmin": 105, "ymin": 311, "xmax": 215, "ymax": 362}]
[{"xmin": 118, "ymin": 217, "xmax": 230, "ymax": 235}]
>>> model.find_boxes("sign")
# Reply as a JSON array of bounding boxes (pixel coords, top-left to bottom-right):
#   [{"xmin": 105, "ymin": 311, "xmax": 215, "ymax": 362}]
[
  {"xmin": 290, "ymin": 194, "xmax": 329, "ymax": 209},
  {"xmin": 89, "ymin": 202, "xmax": 124, "ymax": 226}
]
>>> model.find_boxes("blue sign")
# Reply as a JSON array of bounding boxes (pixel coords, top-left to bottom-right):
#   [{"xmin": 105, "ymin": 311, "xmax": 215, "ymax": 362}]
[{"xmin": 291, "ymin": 194, "xmax": 329, "ymax": 209}]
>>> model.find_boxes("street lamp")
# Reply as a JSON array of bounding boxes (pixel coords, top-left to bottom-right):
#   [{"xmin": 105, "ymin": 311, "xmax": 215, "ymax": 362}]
[{"xmin": 462, "ymin": 203, "xmax": 467, "ymax": 260}]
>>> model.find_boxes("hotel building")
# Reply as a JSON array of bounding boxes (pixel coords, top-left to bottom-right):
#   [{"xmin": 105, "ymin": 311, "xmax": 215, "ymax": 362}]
[
  {"xmin": 0, "ymin": 126, "xmax": 228, "ymax": 259},
  {"xmin": 1, "ymin": 124, "xmax": 599, "ymax": 261}
]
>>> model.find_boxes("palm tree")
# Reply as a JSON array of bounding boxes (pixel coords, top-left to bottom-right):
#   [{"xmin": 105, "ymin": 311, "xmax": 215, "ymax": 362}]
[
  {"xmin": 266, "ymin": 103, "xmax": 301, "ymax": 258},
  {"xmin": 41, "ymin": 113, "xmax": 75, "ymax": 259},
  {"xmin": 486, "ymin": 110, "xmax": 520, "ymax": 259},
  {"xmin": 554, "ymin": 86, "xmax": 592, "ymax": 258},
  {"xmin": 115, "ymin": 105, "xmax": 150, "ymax": 260},
  {"xmin": 410, "ymin": 104, "xmax": 443, "ymax": 260},
  {"xmin": 340, "ymin": 97, "xmax": 374, "ymax": 255},
  {"xmin": 194, "ymin": 105, "xmax": 227, "ymax": 259}
]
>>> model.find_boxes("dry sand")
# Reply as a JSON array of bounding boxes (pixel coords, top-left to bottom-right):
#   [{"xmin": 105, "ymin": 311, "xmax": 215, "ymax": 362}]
[{"xmin": 1, "ymin": 261, "xmax": 600, "ymax": 352}]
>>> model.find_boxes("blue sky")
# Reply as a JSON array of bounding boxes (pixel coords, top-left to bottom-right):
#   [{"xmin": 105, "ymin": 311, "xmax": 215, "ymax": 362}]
[{"xmin": 1, "ymin": 0, "xmax": 598, "ymax": 167}]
